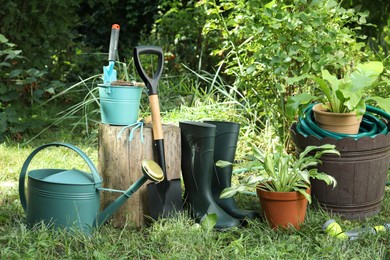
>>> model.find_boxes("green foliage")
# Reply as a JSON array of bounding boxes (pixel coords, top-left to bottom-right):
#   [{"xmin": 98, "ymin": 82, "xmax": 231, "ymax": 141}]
[
  {"xmin": 218, "ymin": 144, "xmax": 339, "ymax": 204},
  {"xmin": 286, "ymin": 61, "xmax": 388, "ymax": 118},
  {"xmin": 0, "ymin": 0, "xmax": 81, "ymax": 80},
  {"xmin": 0, "ymin": 0, "xmax": 159, "ymax": 83},
  {"xmin": 199, "ymin": 0, "xmax": 368, "ymax": 144},
  {"xmin": 1, "ymin": 137, "xmax": 389, "ymax": 257},
  {"xmin": 152, "ymin": 0, "xmax": 219, "ymax": 74},
  {"xmin": 341, "ymin": 0, "xmax": 390, "ymax": 56},
  {"xmin": 76, "ymin": 0, "xmax": 158, "ymax": 58},
  {"xmin": 0, "ymin": 34, "xmax": 50, "ymax": 141}
]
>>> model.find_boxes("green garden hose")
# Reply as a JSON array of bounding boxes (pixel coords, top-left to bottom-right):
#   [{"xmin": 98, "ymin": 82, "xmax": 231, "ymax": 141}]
[
  {"xmin": 296, "ymin": 104, "xmax": 390, "ymax": 140},
  {"xmin": 296, "ymin": 103, "xmax": 390, "ymax": 186}
]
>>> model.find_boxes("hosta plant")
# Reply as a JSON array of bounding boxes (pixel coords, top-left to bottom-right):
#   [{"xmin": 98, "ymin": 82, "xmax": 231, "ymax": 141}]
[{"xmin": 217, "ymin": 144, "xmax": 339, "ymax": 204}]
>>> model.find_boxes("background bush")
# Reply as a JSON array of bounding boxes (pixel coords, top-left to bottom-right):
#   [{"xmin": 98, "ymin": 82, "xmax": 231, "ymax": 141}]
[
  {"xmin": 199, "ymin": 0, "xmax": 372, "ymax": 144},
  {"xmin": 0, "ymin": 0, "xmax": 389, "ymax": 141}
]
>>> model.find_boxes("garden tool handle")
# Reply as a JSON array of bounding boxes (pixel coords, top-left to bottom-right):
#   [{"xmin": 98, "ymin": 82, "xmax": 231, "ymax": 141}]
[
  {"xmin": 134, "ymin": 45, "xmax": 164, "ymax": 140},
  {"xmin": 108, "ymin": 24, "xmax": 120, "ymax": 61},
  {"xmin": 134, "ymin": 45, "xmax": 167, "ymax": 175},
  {"xmin": 133, "ymin": 45, "xmax": 164, "ymax": 95},
  {"xmin": 149, "ymin": 95, "xmax": 163, "ymax": 140},
  {"xmin": 19, "ymin": 143, "xmax": 102, "ymax": 211}
]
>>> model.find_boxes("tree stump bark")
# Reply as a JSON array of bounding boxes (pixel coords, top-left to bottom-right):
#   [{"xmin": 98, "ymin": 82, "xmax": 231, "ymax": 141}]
[{"xmin": 98, "ymin": 123, "xmax": 181, "ymax": 228}]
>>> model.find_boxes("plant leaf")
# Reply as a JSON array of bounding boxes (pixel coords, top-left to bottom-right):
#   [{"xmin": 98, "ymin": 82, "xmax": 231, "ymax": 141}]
[
  {"xmin": 264, "ymin": 154, "xmax": 275, "ymax": 177},
  {"xmin": 220, "ymin": 186, "xmax": 239, "ymax": 198},
  {"xmin": 312, "ymin": 172, "xmax": 337, "ymax": 188},
  {"xmin": 286, "ymin": 93, "xmax": 317, "ymax": 119},
  {"xmin": 367, "ymin": 96, "xmax": 390, "ymax": 114},
  {"xmin": 299, "ymin": 144, "xmax": 337, "ymax": 160},
  {"xmin": 341, "ymin": 62, "xmax": 384, "ymax": 111},
  {"xmin": 215, "ymin": 160, "xmax": 232, "ymax": 168},
  {"xmin": 314, "ymin": 70, "xmax": 339, "ymax": 108},
  {"xmin": 294, "ymin": 187, "xmax": 312, "ymax": 204},
  {"xmin": 200, "ymin": 213, "xmax": 217, "ymax": 231}
]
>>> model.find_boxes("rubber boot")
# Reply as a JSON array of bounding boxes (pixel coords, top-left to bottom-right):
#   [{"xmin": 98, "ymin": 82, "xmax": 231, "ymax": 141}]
[
  {"xmin": 204, "ymin": 121, "xmax": 260, "ymax": 221},
  {"xmin": 179, "ymin": 121, "xmax": 240, "ymax": 229}
]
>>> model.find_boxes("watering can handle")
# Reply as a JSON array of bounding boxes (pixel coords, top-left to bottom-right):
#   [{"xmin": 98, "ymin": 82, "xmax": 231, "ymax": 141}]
[{"xmin": 19, "ymin": 142, "xmax": 101, "ymax": 211}]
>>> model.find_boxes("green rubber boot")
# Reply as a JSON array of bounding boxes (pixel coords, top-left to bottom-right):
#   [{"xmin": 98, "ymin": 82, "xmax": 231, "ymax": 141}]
[
  {"xmin": 205, "ymin": 121, "xmax": 260, "ymax": 221},
  {"xmin": 179, "ymin": 121, "xmax": 240, "ymax": 229}
]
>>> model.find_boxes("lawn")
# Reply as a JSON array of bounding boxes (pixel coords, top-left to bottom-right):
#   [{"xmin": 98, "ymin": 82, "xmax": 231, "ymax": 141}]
[{"xmin": 0, "ymin": 127, "xmax": 389, "ymax": 259}]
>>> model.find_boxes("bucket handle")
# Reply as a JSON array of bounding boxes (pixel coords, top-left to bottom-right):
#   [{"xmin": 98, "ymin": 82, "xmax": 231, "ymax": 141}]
[{"xmin": 19, "ymin": 142, "xmax": 102, "ymax": 211}]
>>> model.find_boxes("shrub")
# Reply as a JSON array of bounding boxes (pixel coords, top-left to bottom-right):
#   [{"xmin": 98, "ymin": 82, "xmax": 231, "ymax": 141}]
[
  {"xmin": 199, "ymin": 0, "xmax": 369, "ymax": 144},
  {"xmin": 0, "ymin": 34, "xmax": 52, "ymax": 141}
]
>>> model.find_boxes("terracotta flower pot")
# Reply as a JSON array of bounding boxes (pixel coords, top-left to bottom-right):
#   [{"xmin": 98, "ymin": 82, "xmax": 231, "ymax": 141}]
[
  {"xmin": 312, "ymin": 103, "xmax": 362, "ymax": 134},
  {"xmin": 256, "ymin": 187, "xmax": 310, "ymax": 230}
]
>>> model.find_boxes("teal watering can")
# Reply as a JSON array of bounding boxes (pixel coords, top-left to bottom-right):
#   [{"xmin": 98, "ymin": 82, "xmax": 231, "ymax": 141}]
[{"xmin": 19, "ymin": 143, "xmax": 164, "ymax": 233}]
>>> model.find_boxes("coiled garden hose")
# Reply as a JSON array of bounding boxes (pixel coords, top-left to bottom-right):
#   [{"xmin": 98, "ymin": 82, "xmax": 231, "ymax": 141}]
[
  {"xmin": 296, "ymin": 103, "xmax": 390, "ymax": 186},
  {"xmin": 296, "ymin": 104, "xmax": 390, "ymax": 140}
]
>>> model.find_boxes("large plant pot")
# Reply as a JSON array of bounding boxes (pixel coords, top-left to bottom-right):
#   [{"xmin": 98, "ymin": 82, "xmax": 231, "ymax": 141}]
[
  {"xmin": 256, "ymin": 187, "xmax": 310, "ymax": 230},
  {"xmin": 290, "ymin": 123, "xmax": 390, "ymax": 219},
  {"xmin": 99, "ymin": 84, "xmax": 143, "ymax": 126},
  {"xmin": 312, "ymin": 103, "xmax": 362, "ymax": 135}
]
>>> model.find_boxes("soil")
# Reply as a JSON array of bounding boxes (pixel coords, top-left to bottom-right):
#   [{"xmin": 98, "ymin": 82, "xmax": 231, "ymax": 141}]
[{"xmin": 111, "ymin": 80, "xmax": 145, "ymax": 87}]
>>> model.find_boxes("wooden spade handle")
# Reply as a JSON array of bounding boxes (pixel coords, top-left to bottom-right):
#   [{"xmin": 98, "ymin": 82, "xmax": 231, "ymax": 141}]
[{"xmin": 149, "ymin": 94, "xmax": 163, "ymax": 140}]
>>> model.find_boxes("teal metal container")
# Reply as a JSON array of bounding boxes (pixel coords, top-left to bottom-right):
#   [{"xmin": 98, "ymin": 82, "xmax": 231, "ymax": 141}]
[
  {"xmin": 19, "ymin": 143, "xmax": 164, "ymax": 234},
  {"xmin": 99, "ymin": 84, "xmax": 143, "ymax": 125},
  {"xmin": 19, "ymin": 143, "xmax": 103, "ymax": 233}
]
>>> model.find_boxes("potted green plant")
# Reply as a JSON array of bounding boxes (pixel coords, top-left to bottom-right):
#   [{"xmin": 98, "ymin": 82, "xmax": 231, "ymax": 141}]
[
  {"xmin": 286, "ymin": 61, "xmax": 389, "ymax": 134},
  {"xmin": 217, "ymin": 144, "xmax": 339, "ymax": 230}
]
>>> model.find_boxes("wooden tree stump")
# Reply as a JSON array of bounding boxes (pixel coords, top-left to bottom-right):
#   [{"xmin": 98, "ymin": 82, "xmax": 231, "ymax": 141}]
[{"xmin": 98, "ymin": 123, "xmax": 181, "ymax": 227}]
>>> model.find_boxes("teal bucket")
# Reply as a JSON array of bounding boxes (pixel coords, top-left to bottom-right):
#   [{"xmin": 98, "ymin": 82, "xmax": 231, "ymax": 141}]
[{"xmin": 99, "ymin": 84, "xmax": 143, "ymax": 125}]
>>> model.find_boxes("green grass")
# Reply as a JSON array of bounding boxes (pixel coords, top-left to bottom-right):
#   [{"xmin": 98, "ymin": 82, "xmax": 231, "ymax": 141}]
[
  {"xmin": 1, "ymin": 72, "xmax": 389, "ymax": 259},
  {"xmin": 1, "ymin": 127, "xmax": 389, "ymax": 259}
]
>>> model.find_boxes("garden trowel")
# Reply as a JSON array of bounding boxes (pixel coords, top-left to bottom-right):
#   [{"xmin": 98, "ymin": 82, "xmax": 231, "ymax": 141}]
[{"xmin": 103, "ymin": 24, "xmax": 120, "ymax": 84}]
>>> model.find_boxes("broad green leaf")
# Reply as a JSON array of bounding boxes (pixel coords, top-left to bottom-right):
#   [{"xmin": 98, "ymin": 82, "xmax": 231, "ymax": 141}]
[
  {"xmin": 286, "ymin": 93, "xmax": 317, "ymax": 119},
  {"xmin": 348, "ymin": 61, "xmax": 383, "ymax": 91},
  {"xmin": 313, "ymin": 173, "xmax": 337, "ymax": 188},
  {"xmin": 368, "ymin": 96, "xmax": 390, "ymax": 114},
  {"xmin": 200, "ymin": 213, "xmax": 217, "ymax": 231},
  {"xmin": 321, "ymin": 70, "xmax": 339, "ymax": 90},
  {"xmin": 0, "ymin": 34, "xmax": 8, "ymax": 43},
  {"xmin": 299, "ymin": 160, "xmax": 319, "ymax": 170},
  {"xmin": 356, "ymin": 61, "xmax": 384, "ymax": 76},
  {"xmin": 0, "ymin": 62, "xmax": 10, "ymax": 67},
  {"xmin": 9, "ymin": 69, "xmax": 22, "ymax": 78},
  {"xmin": 264, "ymin": 0, "xmax": 276, "ymax": 9},
  {"xmin": 220, "ymin": 187, "xmax": 238, "ymax": 198},
  {"xmin": 354, "ymin": 98, "xmax": 366, "ymax": 116},
  {"xmin": 295, "ymin": 188, "xmax": 312, "ymax": 204},
  {"xmin": 245, "ymin": 175, "xmax": 266, "ymax": 186}
]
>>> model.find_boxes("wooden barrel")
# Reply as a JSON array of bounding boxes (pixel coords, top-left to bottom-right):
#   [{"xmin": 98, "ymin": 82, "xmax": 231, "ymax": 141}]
[{"xmin": 290, "ymin": 122, "xmax": 390, "ymax": 219}]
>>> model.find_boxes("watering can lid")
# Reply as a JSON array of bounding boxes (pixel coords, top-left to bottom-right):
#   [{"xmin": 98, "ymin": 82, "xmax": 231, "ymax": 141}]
[{"xmin": 42, "ymin": 169, "xmax": 100, "ymax": 185}]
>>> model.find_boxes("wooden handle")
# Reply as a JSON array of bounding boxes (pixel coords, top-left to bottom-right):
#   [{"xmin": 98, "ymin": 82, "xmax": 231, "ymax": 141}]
[{"xmin": 149, "ymin": 95, "xmax": 163, "ymax": 140}]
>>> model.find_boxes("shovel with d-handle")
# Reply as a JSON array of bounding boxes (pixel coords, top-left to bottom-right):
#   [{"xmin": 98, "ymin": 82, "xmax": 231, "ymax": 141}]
[
  {"xmin": 103, "ymin": 24, "xmax": 120, "ymax": 84},
  {"xmin": 134, "ymin": 45, "xmax": 182, "ymax": 220}
]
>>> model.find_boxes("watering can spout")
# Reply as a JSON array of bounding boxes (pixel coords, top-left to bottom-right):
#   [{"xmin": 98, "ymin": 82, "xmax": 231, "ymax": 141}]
[{"xmin": 95, "ymin": 160, "xmax": 164, "ymax": 227}]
